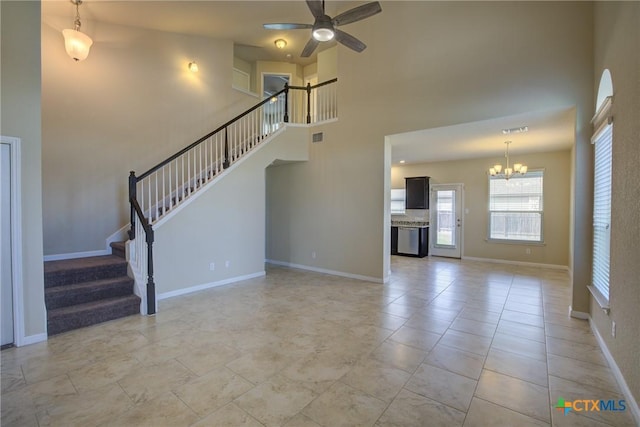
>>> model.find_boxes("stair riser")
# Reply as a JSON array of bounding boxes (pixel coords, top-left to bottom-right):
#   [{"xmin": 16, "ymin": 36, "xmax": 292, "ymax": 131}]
[
  {"xmin": 111, "ymin": 246, "xmax": 126, "ymax": 259},
  {"xmin": 45, "ymin": 263, "xmax": 128, "ymax": 288},
  {"xmin": 45, "ymin": 281, "xmax": 134, "ymax": 310},
  {"xmin": 47, "ymin": 299, "xmax": 140, "ymax": 336}
]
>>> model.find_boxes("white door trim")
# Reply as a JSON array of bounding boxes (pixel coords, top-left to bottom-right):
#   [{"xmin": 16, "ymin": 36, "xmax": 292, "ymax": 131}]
[
  {"xmin": 1, "ymin": 136, "xmax": 25, "ymax": 347},
  {"xmin": 430, "ymin": 183, "xmax": 464, "ymax": 258}
]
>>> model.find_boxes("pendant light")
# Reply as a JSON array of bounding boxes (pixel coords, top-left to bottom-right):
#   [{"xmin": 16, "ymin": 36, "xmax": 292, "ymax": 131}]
[
  {"xmin": 62, "ymin": 0, "xmax": 93, "ymax": 62},
  {"xmin": 489, "ymin": 141, "xmax": 528, "ymax": 180}
]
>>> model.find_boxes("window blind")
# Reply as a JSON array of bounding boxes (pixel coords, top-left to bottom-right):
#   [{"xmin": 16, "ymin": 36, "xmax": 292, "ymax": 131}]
[
  {"xmin": 489, "ymin": 171, "xmax": 543, "ymax": 242},
  {"xmin": 592, "ymin": 124, "xmax": 612, "ymax": 300}
]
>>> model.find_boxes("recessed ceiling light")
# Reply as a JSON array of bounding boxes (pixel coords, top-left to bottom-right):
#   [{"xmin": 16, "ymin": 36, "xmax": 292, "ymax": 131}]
[
  {"xmin": 502, "ymin": 126, "xmax": 529, "ymax": 135},
  {"xmin": 399, "ymin": 160, "xmax": 406, "ymax": 164},
  {"xmin": 274, "ymin": 39, "xmax": 287, "ymax": 49}
]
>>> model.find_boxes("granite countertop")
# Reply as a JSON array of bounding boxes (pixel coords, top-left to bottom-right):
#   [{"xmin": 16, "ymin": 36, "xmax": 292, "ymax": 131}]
[{"xmin": 391, "ymin": 220, "xmax": 429, "ymax": 228}]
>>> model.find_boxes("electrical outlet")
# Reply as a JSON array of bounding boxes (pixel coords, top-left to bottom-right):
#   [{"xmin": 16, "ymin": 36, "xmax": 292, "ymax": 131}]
[
  {"xmin": 209, "ymin": 262, "xmax": 215, "ymax": 271},
  {"xmin": 612, "ymin": 321, "xmax": 616, "ymax": 337},
  {"xmin": 312, "ymin": 251, "xmax": 317, "ymax": 259},
  {"xmin": 225, "ymin": 260, "xmax": 230, "ymax": 268},
  {"xmin": 525, "ymin": 248, "xmax": 531, "ymax": 255}
]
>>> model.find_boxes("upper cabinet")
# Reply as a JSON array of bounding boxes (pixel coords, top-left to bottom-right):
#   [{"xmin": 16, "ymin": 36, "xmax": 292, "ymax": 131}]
[{"xmin": 405, "ymin": 176, "xmax": 430, "ymax": 209}]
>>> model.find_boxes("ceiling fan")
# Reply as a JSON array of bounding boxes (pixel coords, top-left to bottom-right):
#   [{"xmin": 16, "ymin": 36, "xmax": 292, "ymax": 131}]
[{"xmin": 263, "ymin": 0, "xmax": 382, "ymax": 57}]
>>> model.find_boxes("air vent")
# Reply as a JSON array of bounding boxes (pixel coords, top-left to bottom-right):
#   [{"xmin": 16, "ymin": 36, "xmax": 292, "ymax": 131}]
[{"xmin": 312, "ymin": 132, "xmax": 323, "ymax": 143}]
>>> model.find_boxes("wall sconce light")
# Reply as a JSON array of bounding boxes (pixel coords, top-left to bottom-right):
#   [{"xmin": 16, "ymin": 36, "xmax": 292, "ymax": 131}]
[
  {"xmin": 188, "ymin": 61, "xmax": 199, "ymax": 72},
  {"xmin": 62, "ymin": 0, "xmax": 93, "ymax": 62},
  {"xmin": 274, "ymin": 39, "xmax": 287, "ymax": 49}
]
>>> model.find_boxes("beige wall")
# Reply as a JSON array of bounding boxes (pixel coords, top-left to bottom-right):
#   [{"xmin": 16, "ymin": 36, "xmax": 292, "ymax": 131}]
[
  {"xmin": 317, "ymin": 46, "xmax": 338, "ymax": 81},
  {"xmin": 392, "ymin": 151, "xmax": 571, "ymax": 266},
  {"xmin": 41, "ymin": 14, "xmax": 258, "ymax": 256},
  {"xmin": 1, "ymin": 1, "xmax": 47, "ymax": 339},
  {"xmin": 233, "ymin": 56, "xmax": 256, "ymax": 93},
  {"xmin": 267, "ymin": 2, "xmax": 594, "ymax": 280},
  {"xmin": 591, "ymin": 1, "xmax": 640, "ymax": 409},
  {"xmin": 155, "ymin": 126, "xmax": 310, "ymax": 293}
]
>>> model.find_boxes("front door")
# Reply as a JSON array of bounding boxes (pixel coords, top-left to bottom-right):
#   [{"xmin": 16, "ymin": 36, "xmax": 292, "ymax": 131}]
[{"xmin": 430, "ymin": 184, "xmax": 463, "ymax": 258}]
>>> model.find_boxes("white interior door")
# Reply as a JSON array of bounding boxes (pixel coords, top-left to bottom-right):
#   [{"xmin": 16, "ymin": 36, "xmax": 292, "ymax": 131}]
[
  {"xmin": 430, "ymin": 183, "xmax": 463, "ymax": 258},
  {"xmin": 1, "ymin": 142, "xmax": 14, "ymax": 346}
]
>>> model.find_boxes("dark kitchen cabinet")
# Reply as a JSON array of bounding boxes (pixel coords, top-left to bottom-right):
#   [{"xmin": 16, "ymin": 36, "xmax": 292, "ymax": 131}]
[
  {"xmin": 391, "ymin": 227, "xmax": 398, "ymax": 255},
  {"xmin": 405, "ymin": 177, "xmax": 430, "ymax": 209}
]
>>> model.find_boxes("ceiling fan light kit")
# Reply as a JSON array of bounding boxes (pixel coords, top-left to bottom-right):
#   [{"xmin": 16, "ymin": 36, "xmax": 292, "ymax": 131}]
[
  {"xmin": 312, "ymin": 16, "xmax": 335, "ymax": 41},
  {"xmin": 263, "ymin": 0, "xmax": 382, "ymax": 57}
]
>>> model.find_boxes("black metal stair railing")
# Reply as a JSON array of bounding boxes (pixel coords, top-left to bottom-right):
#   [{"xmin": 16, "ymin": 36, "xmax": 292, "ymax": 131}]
[{"xmin": 127, "ymin": 78, "xmax": 337, "ymax": 315}]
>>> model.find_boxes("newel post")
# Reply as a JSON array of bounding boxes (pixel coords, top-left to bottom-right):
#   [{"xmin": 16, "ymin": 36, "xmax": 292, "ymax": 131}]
[
  {"xmin": 146, "ymin": 226, "xmax": 156, "ymax": 315},
  {"xmin": 128, "ymin": 171, "xmax": 136, "ymax": 240},
  {"xmin": 306, "ymin": 82, "xmax": 312, "ymax": 124},
  {"xmin": 283, "ymin": 83, "xmax": 289, "ymax": 123}
]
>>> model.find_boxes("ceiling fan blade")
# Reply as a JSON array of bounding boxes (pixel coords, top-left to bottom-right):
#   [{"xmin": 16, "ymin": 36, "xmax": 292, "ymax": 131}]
[
  {"xmin": 332, "ymin": 1, "xmax": 382, "ymax": 26},
  {"xmin": 334, "ymin": 29, "xmax": 367, "ymax": 52},
  {"xmin": 263, "ymin": 23, "xmax": 313, "ymax": 30},
  {"xmin": 306, "ymin": 0, "xmax": 325, "ymax": 18},
  {"xmin": 301, "ymin": 38, "xmax": 320, "ymax": 57}
]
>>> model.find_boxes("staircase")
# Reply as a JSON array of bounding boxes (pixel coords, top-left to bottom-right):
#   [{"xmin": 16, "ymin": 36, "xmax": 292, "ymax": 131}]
[{"xmin": 44, "ymin": 242, "xmax": 140, "ymax": 335}]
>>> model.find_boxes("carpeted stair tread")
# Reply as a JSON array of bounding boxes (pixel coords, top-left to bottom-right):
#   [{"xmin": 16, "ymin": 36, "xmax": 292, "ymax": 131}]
[
  {"xmin": 47, "ymin": 294, "xmax": 141, "ymax": 336},
  {"xmin": 45, "ymin": 255, "xmax": 128, "ymax": 288},
  {"xmin": 110, "ymin": 241, "xmax": 126, "ymax": 259},
  {"xmin": 45, "ymin": 276, "xmax": 134, "ymax": 310}
]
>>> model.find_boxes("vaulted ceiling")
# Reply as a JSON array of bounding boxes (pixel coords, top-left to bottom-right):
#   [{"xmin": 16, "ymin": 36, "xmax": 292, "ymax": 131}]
[{"xmin": 42, "ymin": 0, "xmax": 577, "ymax": 164}]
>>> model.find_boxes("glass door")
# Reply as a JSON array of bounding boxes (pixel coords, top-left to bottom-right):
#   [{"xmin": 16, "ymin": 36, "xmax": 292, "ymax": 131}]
[{"xmin": 430, "ymin": 184, "xmax": 463, "ymax": 258}]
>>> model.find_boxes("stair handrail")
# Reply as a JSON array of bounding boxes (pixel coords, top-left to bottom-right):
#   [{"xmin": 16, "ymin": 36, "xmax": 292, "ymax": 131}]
[
  {"xmin": 129, "ymin": 196, "xmax": 155, "ymax": 314},
  {"xmin": 127, "ymin": 77, "xmax": 337, "ymax": 315}
]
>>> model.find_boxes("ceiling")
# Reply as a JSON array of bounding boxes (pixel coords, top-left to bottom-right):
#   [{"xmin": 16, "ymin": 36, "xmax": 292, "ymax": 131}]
[
  {"xmin": 42, "ymin": 1, "xmax": 577, "ymax": 164},
  {"xmin": 388, "ymin": 107, "xmax": 576, "ymax": 165},
  {"xmin": 42, "ymin": 0, "xmax": 364, "ymax": 66}
]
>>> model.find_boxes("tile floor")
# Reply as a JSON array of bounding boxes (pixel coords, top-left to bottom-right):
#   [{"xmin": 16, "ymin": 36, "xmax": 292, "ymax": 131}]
[{"xmin": 1, "ymin": 256, "xmax": 637, "ymax": 426}]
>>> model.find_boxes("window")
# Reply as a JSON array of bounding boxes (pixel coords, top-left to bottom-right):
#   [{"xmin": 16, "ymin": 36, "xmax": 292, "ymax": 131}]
[
  {"xmin": 489, "ymin": 171, "xmax": 543, "ymax": 242},
  {"xmin": 390, "ymin": 189, "xmax": 406, "ymax": 214},
  {"xmin": 592, "ymin": 123, "xmax": 612, "ymax": 301}
]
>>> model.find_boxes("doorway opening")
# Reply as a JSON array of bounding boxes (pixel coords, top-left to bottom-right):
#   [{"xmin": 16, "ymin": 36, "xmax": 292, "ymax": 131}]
[{"xmin": 261, "ymin": 73, "xmax": 291, "ymax": 134}]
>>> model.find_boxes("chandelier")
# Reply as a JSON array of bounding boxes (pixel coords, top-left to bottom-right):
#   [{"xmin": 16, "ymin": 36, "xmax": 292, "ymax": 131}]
[{"xmin": 489, "ymin": 141, "xmax": 528, "ymax": 180}]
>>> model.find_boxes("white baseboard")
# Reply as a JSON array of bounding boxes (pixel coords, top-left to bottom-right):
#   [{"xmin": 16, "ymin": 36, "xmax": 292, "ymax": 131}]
[
  {"xmin": 461, "ymin": 256, "xmax": 569, "ymax": 271},
  {"xmin": 106, "ymin": 224, "xmax": 129, "ymax": 248},
  {"xmin": 18, "ymin": 332, "xmax": 48, "ymax": 346},
  {"xmin": 157, "ymin": 271, "xmax": 266, "ymax": 300},
  {"xmin": 589, "ymin": 317, "xmax": 640, "ymax": 425},
  {"xmin": 44, "ymin": 249, "xmax": 110, "ymax": 262},
  {"xmin": 266, "ymin": 259, "xmax": 383, "ymax": 283},
  {"xmin": 569, "ymin": 306, "xmax": 590, "ymax": 320}
]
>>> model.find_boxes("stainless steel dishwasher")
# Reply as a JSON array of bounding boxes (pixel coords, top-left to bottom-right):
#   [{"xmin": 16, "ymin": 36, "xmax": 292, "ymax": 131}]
[{"xmin": 397, "ymin": 227, "xmax": 419, "ymax": 255}]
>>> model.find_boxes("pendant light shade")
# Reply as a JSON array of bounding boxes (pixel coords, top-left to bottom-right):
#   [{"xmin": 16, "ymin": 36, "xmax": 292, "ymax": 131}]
[
  {"xmin": 63, "ymin": 0, "xmax": 93, "ymax": 62},
  {"xmin": 63, "ymin": 29, "xmax": 93, "ymax": 62}
]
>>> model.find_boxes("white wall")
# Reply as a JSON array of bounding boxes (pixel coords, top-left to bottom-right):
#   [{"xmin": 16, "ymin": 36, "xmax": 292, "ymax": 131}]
[
  {"xmin": 1, "ymin": 1, "xmax": 47, "ymax": 341},
  {"xmin": 41, "ymin": 15, "xmax": 258, "ymax": 256},
  {"xmin": 392, "ymin": 150, "xmax": 572, "ymax": 267}
]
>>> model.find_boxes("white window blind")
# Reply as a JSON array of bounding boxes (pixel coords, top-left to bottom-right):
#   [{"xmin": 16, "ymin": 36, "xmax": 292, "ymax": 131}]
[
  {"xmin": 489, "ymin": 171, "xmax": 544, "ymax": 242},
  {"xmin": 390, "ymin": 189, "xmax": 406, "ymax": 214},
  {"xmin": 592, "ymin": 123, "xmax": 612, "ymax": 300}
]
